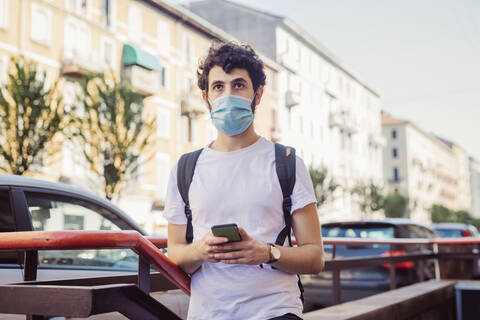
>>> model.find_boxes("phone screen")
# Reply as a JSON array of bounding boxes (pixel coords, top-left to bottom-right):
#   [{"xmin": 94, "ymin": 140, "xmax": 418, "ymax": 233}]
[{"xmin": 211, "ymin": 223, "xmax": 242, "ymax": 242}]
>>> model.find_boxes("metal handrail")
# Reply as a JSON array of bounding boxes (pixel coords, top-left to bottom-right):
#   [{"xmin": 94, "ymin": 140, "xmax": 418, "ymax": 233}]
[
  {"xmin": 0, "ymin": 230, "xmax": 190, "ymax": 295},
  {"xmin": 2, "ymin": 231, "xmax": 479, "ymax": 308}
]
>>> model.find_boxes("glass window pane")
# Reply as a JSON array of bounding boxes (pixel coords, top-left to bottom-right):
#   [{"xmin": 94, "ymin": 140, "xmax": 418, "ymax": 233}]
[
  {"xmin": 25, "ymin": 192, "xmax": 139, "ymax": 270},
  {"xmin": 0, "ymin": 190, "xmax": 17, "ymax": 264}
]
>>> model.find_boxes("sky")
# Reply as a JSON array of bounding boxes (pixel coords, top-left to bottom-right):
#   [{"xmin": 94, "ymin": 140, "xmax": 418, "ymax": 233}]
[{"xmin": 180, "ymin": 0, "xmax": 480, "ymax": 160}]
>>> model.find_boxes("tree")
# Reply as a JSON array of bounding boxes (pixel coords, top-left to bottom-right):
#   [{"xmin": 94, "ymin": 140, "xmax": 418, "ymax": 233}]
[
  {"xmin": 383, "ymin": 193, "xmax": 409, "ymax": 218},
  {"xmin": 74, "ymin": 73, "xmax": 156, "ymax": 200},
  {"xmin": 309, "ymin": 165, "xmax": 339, "ymax": 207},
  {"xmin": 351, "ymin": 181, "xmax": 384, "ymax": 218},
  {"xmin": 430, "ymin": 204, "xmax": 455, "ymax": 223},
  {"xmin": 0, "ymin": 58, "xmax": 67, "ymax": 175}
]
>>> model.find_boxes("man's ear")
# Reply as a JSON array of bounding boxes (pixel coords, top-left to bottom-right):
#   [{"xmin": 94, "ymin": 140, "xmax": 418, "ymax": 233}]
[
  {"xmin": 254, "ymin": 86, "xmax": 264, "ymax": 106},
  {"xmin": 202, "ymin": 90, "xmax": 211, "ymax": 111}
]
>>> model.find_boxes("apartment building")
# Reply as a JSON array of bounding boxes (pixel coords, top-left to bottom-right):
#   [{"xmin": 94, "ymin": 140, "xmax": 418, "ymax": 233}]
[
  {"xmin": 0, "ymin": 0, "xmax": 282, "ymax": 233},
  {"xmin": 382, "ymin": 113, "xmax": 471, "ymax": 224},
  {"xmin": 189, "ymin": 0, "xmax": 385, "ymax": 221},
  {"xmin": 469, "ymin": 157, "xmax": 480, "ymax": 218}
]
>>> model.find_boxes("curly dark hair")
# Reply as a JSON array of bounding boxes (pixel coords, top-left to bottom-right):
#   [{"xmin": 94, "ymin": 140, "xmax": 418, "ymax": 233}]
[{"xmin": 197, "ymin": 42, "xmax": 266, "ymax": 95}]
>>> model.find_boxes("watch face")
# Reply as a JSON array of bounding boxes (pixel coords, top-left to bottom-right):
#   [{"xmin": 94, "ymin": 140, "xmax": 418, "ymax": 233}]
[{"xmin": 272, "ymin": 246, "xmax": 281, "ymax": 260}]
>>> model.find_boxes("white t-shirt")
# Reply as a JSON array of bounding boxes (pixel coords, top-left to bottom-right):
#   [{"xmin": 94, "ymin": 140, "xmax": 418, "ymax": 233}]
[{"xmin": 164, "ymin": 137, "xmax": 316, "ymax": 320}]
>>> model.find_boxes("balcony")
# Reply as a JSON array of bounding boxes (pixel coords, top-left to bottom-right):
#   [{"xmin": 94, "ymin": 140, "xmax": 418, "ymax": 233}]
[
  {"xmin": 329, "ymin": 111, "xmax": 343, "ymax": 128},
  {"xmin": 285, "ymin": 90, "xmax": 300, "ymax": 108},
  {"xmin": 123, "ymin": 65, "xmax": 159, "ymax": 97},
  {"xmin": 61, "ymin": 48, "xmax": 104, "ymax": 78},
  {"xmin": 329, "ymin": 110, "xmax": 358, "ymax": 134},
  {"xmin": 181, "ymin": 90, "xmax": 207, "ymax": 118}
]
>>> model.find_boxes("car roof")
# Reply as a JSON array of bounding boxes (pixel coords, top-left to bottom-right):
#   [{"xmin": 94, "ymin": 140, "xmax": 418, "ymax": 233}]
[
  {"xmin": 0, "ymin": 174, "xmax": 146, "ymax": 235},
  {"xmin": 430, "ymin": 223, "xmax": 472, "ymax": 229},
  {"xmin": 323, "ymin": 218, "xmax": 431, "ymax": 229}
]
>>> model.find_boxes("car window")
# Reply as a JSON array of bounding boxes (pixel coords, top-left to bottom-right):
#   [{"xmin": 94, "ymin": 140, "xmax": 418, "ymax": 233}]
[
  {"xmin": 0, "ymin": 190, "xmax": 17, "ymax": 264},
  {"xmin": 408, "ymin": 225, "xmax": 429, "ymax": 238},
  {"xmin": 323, "ymin": 226, "xmax": 394, "ymax": 239},
  {"xmin": 25, "ymin": 192, "xmax": 138, "ymax": 270},
  {"xmin": 435, "ymin": 229, "xmax": 463, "ymax": 238}
]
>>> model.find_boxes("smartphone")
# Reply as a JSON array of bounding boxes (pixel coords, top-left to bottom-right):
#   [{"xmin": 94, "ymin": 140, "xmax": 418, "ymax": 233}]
[{"xmin": 211, "ymin": 223, "xmax": 242, "ymax": 242}]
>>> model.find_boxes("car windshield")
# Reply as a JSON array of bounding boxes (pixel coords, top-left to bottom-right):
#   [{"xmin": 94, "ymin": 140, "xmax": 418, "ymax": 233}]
[
  {"xmin": 434, "ymin": 229, "xmax": 464, "ymax": 238},
  {"xmin": 322, "ymin": 225, "xmax": 395, "ymax": 240}
]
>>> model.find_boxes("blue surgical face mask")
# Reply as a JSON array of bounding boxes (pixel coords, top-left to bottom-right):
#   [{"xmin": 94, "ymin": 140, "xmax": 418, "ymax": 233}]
[{"xmin": 210, "ymin": 94, "xmax": 254, "ymax": 136}]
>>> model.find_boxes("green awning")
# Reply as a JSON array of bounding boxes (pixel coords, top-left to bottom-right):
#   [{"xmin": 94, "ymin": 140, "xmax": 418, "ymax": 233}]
[{"xmin": 122, "ymin": 44, "xmax": 161, "ymax": 71}]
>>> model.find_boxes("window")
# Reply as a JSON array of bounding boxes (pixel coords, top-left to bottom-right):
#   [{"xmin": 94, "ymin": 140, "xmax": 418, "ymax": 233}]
[
  {"xmin": 184, "ymin": 76, "xmax": 194, "ymax": 93},
  {"xmin": 183, "ymin": 34, "xmax": 194, "ymax": 66},
  {"xmin": 66, "ymin": 0, "xmax": 88, "ymax": 16},
  {"xmin": 183, "ymin": 116, "xmax": 190, "ymax": 143},
  {"xmin": 128, "ymin": 4, "xmax": 142, "ymax": 43},
  {"xmin": 64, "ymin": 18, "xmax": 91, "ymax": 59},
  {"xmin": 0, "ymin": 190, "xmax": 17, "ymax": 264},
  {"xmin": 156, "ymin": 153, "xmax": 171, "ymax": 200},
  {"xmin": 157, "ymin": 20, "xmax": 170, "ymax": 57},
  {"xmin": 0, "ymin": 0, "xmax": 8, "ymax": 30},
  {"xmin": 393, "ymin": 167, "xmax": 399, "ymax": 182},
  {"xmin": 158, "ymin": 65, "xmax": 168, "ymax": 89},
  {"xmin": 392, "ymin": 147, "xmax": 398, "ymax": 158},
  {"xmin": 191, "ymin": 119, "xmax": 198, "ymax": 145},
  {"xmin": 157, "ymin": 108, "xmax": 171, "ymax": 139},
  {"xmin": 31, "ymin": 4, "xmax": 51, "ymax": 46},
  {"xmin": 392, "ymin": 129, "xmax": 397, "ymax": 139},
  {"xmin": 26, "ymin": 192, "xmax": 138, "ymax": 270},
  {"xmin": 102, "ymin": 0, "xmax": 114, "ymax": 27},
  {"xmin": 100, "ymin": 37, "xmax": 115, "ymax": 68}
]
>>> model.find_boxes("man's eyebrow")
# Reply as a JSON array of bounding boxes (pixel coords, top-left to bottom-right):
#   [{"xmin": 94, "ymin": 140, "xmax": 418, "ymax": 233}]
[
  {"xmin": 210, "ymin": 80, "xmax": 225, "ymax": 88},
  {"xmin": 231, "ymin": 78, "xmax": 248, "ymax": 84}
]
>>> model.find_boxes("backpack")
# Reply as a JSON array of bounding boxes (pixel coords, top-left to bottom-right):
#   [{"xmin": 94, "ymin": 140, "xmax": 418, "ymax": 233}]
[{"xmin": 176, "ymin": 142, "xmax": 304, "ymax": 304}]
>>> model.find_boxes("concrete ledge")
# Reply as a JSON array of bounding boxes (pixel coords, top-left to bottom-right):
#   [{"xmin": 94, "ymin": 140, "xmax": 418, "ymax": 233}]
[{"xmin": 304, "ymin": 280, "xmax": 456, "ymax": 320}]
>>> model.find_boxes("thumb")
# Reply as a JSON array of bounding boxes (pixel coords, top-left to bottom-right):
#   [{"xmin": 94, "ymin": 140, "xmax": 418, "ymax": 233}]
[{"xmin": 237, "ymin": 227, "xmax": 251, "ymax": 241}]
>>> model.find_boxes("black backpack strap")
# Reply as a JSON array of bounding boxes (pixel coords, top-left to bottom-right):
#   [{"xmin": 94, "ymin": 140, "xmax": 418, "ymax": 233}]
[
  {"xmin": 274, "ymin": 143, "xmax": 305, "ymax": 304},
  {"xmin": 177, "ymin": 148, "xmax": 203, "ymax": 243},
  {"xmin": 274, "ymin": 143, "xmax": 296, "ymax": 246}
]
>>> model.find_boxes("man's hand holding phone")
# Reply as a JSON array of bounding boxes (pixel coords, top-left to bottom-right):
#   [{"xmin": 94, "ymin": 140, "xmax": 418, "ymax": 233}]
[
  {"xmin": 210, "ymin": 224, "xmax": 270, "ymax": 265},
  {"xmin": 196, "ymin": 230, "xmax": 230, "ymax": 263}
]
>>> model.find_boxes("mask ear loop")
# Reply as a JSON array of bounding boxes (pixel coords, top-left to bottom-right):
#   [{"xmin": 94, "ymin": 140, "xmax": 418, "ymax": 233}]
[{"xmin": 251, "ymin": 90, "xmax": 257, "ymax": 114}]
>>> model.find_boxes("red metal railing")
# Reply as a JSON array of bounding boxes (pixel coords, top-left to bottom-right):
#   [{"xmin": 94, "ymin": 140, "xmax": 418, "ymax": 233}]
[
  {"xmin": 0, "ymin": 230, "xmax": 189, "ymax": 295},
  {"xmin": 1, "ymin": 231, "xmax": 479, "ymax": 307}
]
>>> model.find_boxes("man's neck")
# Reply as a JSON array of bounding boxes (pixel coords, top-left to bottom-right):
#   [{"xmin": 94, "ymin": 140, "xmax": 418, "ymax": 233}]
[{"xmin": 210, "ymin": 125, "xmax": 260, "ymax": 152}]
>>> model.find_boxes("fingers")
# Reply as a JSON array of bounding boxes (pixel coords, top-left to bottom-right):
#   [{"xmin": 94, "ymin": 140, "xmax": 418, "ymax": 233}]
[
  {"xmin": 237, "ymin": 227, "xmax": 251, "ymax": 240},
  {"xmin": 211, "ymin": 242, "xmax": 244, "ymax": 252},
  {"xmin": 205, "ymin": 235, "xmax": 229, "ymax": 245},
  {"xmin": 214, "ymin": 250, "xmax": 244, "ymax": 260}
]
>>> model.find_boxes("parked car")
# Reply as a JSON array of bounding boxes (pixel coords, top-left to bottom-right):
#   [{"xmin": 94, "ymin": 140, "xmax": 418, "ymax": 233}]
[
  {"xmin": 302, "ymin": 219, "xmax": 437, "ymax": 312},
  {"xmin": 0, "ymin": 174, "xmax": 148, "ymax": 284},
  {"xmin": 430, "ymin": 223, "xmax": 479, "ymax": 238}
]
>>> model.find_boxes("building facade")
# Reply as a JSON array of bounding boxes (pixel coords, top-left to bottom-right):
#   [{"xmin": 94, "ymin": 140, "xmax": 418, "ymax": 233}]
[
  {"xmin": 470, "ymin": 157, "xmax": 480, "ymax": 218},
  {"xmin": 189, "ymin": 0, "xmax": 385, "ymax": 221},
  {"xmin": 0, "ymin": 0, "xmax": 282, "ymax": 234},
  {"xmin": 382, "ymin": 113, "xmax": 472, "ymax": 224}
]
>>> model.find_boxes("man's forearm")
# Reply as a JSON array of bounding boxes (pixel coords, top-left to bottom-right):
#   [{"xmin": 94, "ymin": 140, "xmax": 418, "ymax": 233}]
[
  {"xmin": 168, "ymin": 241, "xmax": 204, "ymax": 274},
  {"xmin": 271, "ymin": 244, "xmax": 324, "ymax": 274}
]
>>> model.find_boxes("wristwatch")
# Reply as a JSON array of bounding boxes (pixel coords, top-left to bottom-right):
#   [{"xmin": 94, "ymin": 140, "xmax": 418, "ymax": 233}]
[{"xmin": 267, "ymin": 243, "xmax": 281, "ymax": 264}]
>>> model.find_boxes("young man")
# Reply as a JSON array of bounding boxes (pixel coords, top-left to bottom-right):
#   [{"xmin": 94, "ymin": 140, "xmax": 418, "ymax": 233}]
[{"xmin": 164, "ymin": 42, "xmax": 324, "ymax": 320}]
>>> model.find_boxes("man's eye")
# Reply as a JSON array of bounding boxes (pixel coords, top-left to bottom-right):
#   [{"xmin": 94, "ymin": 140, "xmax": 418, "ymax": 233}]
[
  {"xmin": 234, "ymin": 83, "xmax": 245, "ymax": 89},
  {"xmin": 213, "ymin": 84, "xmax": 223, "ymax": 90}
]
